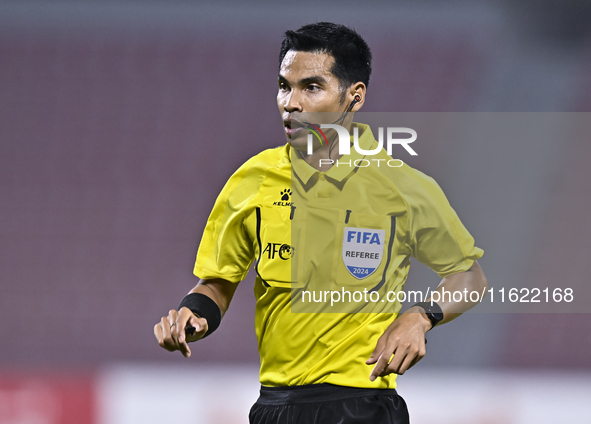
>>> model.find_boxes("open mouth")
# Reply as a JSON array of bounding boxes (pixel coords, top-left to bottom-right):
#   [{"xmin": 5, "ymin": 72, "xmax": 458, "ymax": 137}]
[{"xmin": 284, "ymin": 119, "xmax": 306, "ymax": 137}]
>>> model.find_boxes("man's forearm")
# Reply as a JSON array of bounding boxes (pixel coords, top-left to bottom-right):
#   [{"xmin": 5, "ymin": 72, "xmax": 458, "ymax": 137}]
[
  {"xmin": 189, "ymin": 277, "xmax": 238, "ymax": 318},
  {"xmin": 425, "ymin": 260, "xmax": 488, "ymax": 327}
]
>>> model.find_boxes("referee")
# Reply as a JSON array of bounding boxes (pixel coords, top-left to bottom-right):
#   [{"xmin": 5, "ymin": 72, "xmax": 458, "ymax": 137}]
[{"xmin": 154, "ymin": 22, "xmax": 488, "ymax": 424}]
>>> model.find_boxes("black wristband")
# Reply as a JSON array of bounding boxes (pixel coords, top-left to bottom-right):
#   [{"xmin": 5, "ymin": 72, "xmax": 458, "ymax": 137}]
[
  {"xmin": 411, "ymin": 301, "xmax": 444, "ymax": 328},
  {"xmin": 178, "ymin": 293, "xmax": 222, "ymax": 339}
]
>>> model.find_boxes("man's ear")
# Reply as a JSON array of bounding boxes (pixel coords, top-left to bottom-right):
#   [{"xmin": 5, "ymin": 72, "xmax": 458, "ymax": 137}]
[{"xmin": 349, "ymin": 82, "xmax": 366, "ymax": 112}]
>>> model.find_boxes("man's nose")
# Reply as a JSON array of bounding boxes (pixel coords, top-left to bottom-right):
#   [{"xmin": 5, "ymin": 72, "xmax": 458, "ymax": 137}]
[{"xmin": 284, "ymin": 91, "xmax": 302, "ymax": 113}]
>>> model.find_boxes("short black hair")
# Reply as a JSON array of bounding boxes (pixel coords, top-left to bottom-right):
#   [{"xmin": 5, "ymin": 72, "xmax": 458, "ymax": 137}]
[{"xmin": 279, "ymin": 22, "xmax": 372, "ymax": 96}]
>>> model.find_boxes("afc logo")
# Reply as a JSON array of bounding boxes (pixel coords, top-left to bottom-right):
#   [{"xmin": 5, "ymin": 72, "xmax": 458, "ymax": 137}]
[{"xmin": 263, "ymin": 242, "xmax": 295, "ymax": 260}]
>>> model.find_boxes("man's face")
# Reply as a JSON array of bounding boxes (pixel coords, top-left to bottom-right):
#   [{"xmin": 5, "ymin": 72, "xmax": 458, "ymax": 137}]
[{"xmin": 277, "ymin": 50, "xmax": 346, "ymax": 146}]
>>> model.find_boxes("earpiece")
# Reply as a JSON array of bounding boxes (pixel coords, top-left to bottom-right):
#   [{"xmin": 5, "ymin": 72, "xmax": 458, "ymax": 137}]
[
  {"xmin": 346, "ymin": 94, "xmax": 362, "ymax": 113},
  {"xmin": 328, "ymin": 93, "xmax": 362, "ymax": 159}
]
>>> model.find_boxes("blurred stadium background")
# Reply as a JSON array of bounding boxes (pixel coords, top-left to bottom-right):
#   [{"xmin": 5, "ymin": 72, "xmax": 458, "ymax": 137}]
[{"xmin": 1, "ymin": 0, "xmax": 591, "ymax": 423}]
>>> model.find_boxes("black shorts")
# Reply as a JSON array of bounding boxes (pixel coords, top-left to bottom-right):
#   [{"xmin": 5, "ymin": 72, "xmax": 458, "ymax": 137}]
[{"xmin": 249, "ymin": 383, "xmax": 410, "ymax": 424}]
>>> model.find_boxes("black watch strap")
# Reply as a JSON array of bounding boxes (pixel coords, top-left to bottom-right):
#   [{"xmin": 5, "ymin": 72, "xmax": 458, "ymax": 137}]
[{"xmin": 412, "ymin": 301, "xmax": 444, "ymax": 328}]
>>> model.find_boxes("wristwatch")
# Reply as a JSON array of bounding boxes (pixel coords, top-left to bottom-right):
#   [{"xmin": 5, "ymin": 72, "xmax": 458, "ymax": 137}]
[{"xmin": 411, "ymin": 301, "xmax": 444, "ymax": 328}]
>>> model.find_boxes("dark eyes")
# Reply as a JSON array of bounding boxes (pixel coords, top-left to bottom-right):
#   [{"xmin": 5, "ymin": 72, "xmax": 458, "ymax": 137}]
[{"xmin": 277, "ymin": 82, "xmax": 321, "ymax": 92}]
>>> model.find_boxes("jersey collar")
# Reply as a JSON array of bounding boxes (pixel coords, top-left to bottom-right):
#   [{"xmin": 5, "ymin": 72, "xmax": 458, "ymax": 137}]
[{"xmin": 289, "ymin": 123, "xmax": 376, "ymax": 185}]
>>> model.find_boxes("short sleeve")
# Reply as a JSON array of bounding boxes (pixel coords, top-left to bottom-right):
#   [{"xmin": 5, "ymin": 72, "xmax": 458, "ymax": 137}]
[
  {"xmin": 193, "ymin": 161, "xmax": 261, "ymax": 283},
  {"xmin": 407, "ymin": 171, "xmax": 484, "ymax": 278}
]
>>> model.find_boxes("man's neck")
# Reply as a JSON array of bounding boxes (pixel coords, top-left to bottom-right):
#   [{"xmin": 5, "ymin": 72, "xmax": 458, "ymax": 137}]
[{"xmin": 293, "ymin": 121, "xmax": 354, "ymax": 172}]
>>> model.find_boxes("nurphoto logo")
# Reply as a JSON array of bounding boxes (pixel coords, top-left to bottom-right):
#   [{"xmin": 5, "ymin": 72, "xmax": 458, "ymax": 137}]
[{"xmin": 304, "ymin": 124, "xmax": 417, "ymax": 168}]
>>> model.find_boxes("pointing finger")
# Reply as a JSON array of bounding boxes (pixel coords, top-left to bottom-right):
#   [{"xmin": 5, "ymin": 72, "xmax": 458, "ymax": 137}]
[{"xmin": 370, "ymin": 351, "xmax": 393, "ymax": 382}]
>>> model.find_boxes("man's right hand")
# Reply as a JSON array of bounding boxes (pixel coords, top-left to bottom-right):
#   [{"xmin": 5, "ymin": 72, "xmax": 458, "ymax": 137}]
[{"xmin": 154, "ymin": 307, "xmax": 208, "ymax": 358}]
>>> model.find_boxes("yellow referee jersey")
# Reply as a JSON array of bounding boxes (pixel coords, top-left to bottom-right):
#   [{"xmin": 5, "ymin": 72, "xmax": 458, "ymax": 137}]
[{"xmin": 194, "ymin": 123, "xmax": 483, "ymax": 388}]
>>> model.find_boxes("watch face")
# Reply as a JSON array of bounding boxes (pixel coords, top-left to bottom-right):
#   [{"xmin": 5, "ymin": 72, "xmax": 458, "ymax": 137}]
[
  {"xmin": 423, "ymin": 303, "xmax": 444, "ymax": 325},
  {"xmin": 430, "ymin": 311, "xmax": 444, "ymax": 321},
  {"xmin": 414, "ymin": 302, "xmax": 443, "ymax": 326},
  {"xmin": 428, "ymin": 310, "xmax": 444, "ymax": 325}
]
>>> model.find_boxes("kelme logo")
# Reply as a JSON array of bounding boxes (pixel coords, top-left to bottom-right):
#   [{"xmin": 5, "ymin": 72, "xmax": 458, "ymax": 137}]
[{"xmin": 273, "ymin": 189, "xmax": 292, "ymax": 207}]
